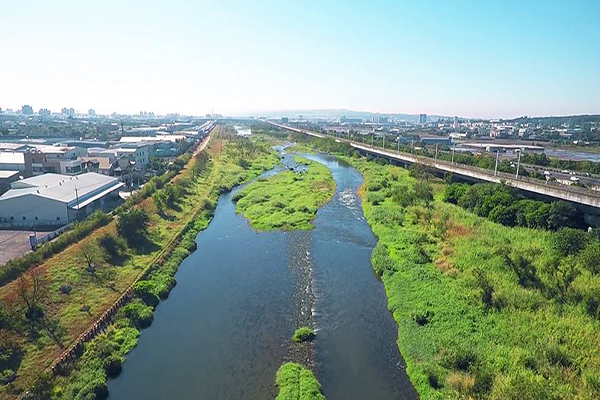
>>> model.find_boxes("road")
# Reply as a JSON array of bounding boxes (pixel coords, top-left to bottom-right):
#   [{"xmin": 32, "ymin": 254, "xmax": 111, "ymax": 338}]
[{"xmin": 266, "ymin": 121, "xmax": 600, "ymax": 210}]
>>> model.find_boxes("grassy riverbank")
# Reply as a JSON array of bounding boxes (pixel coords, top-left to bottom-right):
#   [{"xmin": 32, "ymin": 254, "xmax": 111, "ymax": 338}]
[
  {"xmin": 233, "ymin": 156, "xmax": 334, "ymax": 230},
  {"xmin": 0, "ymin": 127, "xmax": 278, "ymax": 399},
  {"xmin": 350, "ymin": 158, "xmax": 600, "ymax": 400}
]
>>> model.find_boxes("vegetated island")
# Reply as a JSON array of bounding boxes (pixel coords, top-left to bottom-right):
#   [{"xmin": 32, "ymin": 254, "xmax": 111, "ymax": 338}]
[
  {"xmin": 233, "ymin": 156, "xmax": 334, "ymax": 230},
  {"xmin": 292, "ymin": 327, "xmax": 315, "ymax": 343},
  {"xmin": 275, "ymin": 362, "xmax": 326, "ymax": 400},
  {"xmin": 258, "ymin": 125, "xmax": 600, "ymax": 400}
]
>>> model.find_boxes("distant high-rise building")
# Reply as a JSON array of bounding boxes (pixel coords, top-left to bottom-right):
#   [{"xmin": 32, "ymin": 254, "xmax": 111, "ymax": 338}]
[
  {"xmin": 21, "ymin": 105, "xmax": 34, "ymax": 115},
  {"xmin": 39, "ymin": 108, "xmax": 51, "ymax": 116},
  {"xmin": 61, "ymin": 107, "xmax": 75, "ymax": 116},
  {"xmin": 419, "ymin": 114, "xmax": 427, "ymax": 124},
  {"xmin": 88, "ymin": 109, "xmax": 96, "ymax": 116}
]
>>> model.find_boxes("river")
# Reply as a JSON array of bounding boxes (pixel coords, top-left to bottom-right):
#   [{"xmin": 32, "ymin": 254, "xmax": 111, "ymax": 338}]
[{"xmin": 107, "ymin": 147, "xmax": 417, "ymax": 400}]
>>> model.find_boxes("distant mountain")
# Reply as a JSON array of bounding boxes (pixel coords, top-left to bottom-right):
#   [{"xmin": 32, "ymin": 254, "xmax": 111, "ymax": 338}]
[{"xmin": 238, "ymin": 109, "xmax": 453, "ymax": 122}]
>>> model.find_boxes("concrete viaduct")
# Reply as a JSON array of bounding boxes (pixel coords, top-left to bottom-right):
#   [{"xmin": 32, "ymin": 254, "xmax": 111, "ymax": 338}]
[{"xmin": 266, "ymin": 121, "xmax": 600, "ymax": 223}]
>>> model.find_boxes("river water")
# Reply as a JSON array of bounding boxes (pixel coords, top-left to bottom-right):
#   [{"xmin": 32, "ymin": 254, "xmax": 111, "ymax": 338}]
[{"xmin": 107, "ymin": 148, "xmax": 417, "ymax": 400}]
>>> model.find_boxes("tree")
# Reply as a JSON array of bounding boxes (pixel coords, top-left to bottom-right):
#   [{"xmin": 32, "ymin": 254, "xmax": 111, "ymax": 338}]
[
  {"xmin": 15, "ymin": 268, "xmax": 47, "ymax": 320},
  {"xmin": 547, "ymin": 201, "xmax": 585, "ymax": 230},
  {"xmin": 80, "ymin": 242, "xmax": 101, "ymax": 274},
  {"xmin": 117, "ymin": 209, "xmax": 150, "ymax": 245}
]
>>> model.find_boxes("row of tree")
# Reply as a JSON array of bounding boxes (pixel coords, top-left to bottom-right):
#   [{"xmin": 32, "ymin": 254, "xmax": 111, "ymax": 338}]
[{"xmin": 443, "ymin": 182, "xmax": 586, "ymax": 230}]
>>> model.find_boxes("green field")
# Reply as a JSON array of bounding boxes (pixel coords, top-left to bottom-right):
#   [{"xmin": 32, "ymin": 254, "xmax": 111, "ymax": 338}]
[
  {"xmin": 234, "ymin": 157, "xmax": 334, "ymax": 230},
  {"xmin": 348, "ymin": 157, "xmax": 600, "ymax": 400}
]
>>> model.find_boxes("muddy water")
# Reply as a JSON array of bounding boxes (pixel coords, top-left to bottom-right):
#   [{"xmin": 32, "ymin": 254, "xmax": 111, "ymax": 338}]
[{"xmin": 108, "ymin": 149, "xmax": 417, "ymax": 400}]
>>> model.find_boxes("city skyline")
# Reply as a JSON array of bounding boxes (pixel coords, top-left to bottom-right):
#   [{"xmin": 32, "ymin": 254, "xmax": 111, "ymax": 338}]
[{"xmin": 1, "ymin": 0, "xmax": 599, "ymax": 118}]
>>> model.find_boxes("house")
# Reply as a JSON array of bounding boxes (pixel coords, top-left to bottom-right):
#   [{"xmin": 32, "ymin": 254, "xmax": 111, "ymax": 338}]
[
  {"xmin": 0, "ymin": 172, "xmax": 124, "ymax": 228},
  {"xmin": 79, "ymin": 156, "xmax": 114, "ymax": 175}
]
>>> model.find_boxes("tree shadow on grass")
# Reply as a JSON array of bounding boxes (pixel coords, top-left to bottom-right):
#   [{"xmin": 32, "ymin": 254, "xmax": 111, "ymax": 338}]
[
  {"xmin": 22, "ymin": 314, "xmax": 66, "ymax": 349},
  {"xmin": 130, "ymin": 236, "xmax": 160, "ymax": 255}
]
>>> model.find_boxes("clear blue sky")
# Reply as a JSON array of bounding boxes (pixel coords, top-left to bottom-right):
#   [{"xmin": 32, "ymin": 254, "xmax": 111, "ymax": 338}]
[{"xmin": 1, "ymin": 0, "xmax": 599, "ymax": 118}]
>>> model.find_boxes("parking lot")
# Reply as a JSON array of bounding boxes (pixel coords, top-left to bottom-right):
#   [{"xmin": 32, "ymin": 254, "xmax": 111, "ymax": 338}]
[{"xmin": 0, "ymin": 230, "xmax": 35, "ymax": 266}]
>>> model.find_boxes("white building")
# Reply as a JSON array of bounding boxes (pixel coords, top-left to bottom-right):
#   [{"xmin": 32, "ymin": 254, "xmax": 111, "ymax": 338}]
[
  {"xmin": 0, "ymin": 173, "xmax": 124, "ymax": 228},
  {"xmin": 0, "ymin": 152, "xmax": 25, "ymax": 172}
]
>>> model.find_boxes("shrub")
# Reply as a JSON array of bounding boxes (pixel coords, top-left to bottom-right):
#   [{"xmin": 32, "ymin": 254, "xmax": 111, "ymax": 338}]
[
  {"xmin": 413, "ymin": 181, "xmax": 433, "ymax": 203},
  {"xmin": 552, "ymin": 228, "xmax": 589, "ymax": 256},
  {"xmin": 119, "ymin": 299, "xmax": 154, "ymax": 329},
  {"xmin": 133, "ymin": 281, "xmax": 160, "ymax": 307},
  {"xmin": 443, "ymin": 183, "xmax": 468, "ymax": 204},
  {"xmin": 117, "ymin": 209, "xmax": 150, "ymax": 246},
  {"xmin": 292, "ymin": 327, "xmax": 315, "ymax": 343},
  {"xmin": 97, "ymin": 233, "xmax": 128, "ymax": 260}
]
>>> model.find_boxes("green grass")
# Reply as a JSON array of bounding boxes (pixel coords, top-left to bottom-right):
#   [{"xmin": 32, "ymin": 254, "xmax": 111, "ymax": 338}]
[
  {"xmin": 275, "ymin": 362, "xmax": 326, "ymax": 400},
  {"xmin": 292, "ymin": 327, "xmax": 315, "ymax": 343},
  {"xmin": 234, "ymin": 157, "xmax": 334, "ymax": 230},
  {"xmin": 345, "ymin": 157, "xmax": 600, "ymax": 400}
]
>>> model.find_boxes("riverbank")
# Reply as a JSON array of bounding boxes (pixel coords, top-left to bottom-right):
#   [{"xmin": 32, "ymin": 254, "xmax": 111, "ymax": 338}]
[
  {"xmin": 348, "ymin": 157, "xmax": 600, "ymax": 399},
  {"xmin": 234, "ymin": 156, "xmax": 335, "ymax": 230},
  {"xmin": 0, "ymin": 128, "xmax": 279, "ymax": 399}
]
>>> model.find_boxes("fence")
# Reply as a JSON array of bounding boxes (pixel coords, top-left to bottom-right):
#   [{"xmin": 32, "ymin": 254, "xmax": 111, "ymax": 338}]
[{"xmin": 38, "ymin": 130, "xmax": 215, "ymax": 384}]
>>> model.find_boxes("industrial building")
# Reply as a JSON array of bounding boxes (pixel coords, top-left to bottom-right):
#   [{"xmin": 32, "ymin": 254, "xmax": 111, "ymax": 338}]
[{"xmin": 0, "ymin": 172, "xmax": 123, "ymax": 228}]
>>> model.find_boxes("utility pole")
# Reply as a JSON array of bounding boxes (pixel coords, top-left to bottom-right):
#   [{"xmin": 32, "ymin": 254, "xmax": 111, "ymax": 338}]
[
  {"xmin": 411, "ymin": 139, "xmax": 414, "ymax": 154},
  {"xmin": 397, "ymin": 138, "xmax": 400, "ymax": 152},
  {"xmin": 494, "ymin": 151, "xmax": 499, "ymax": 176},
  {"xmin": 383, "ymin": 134, "xmax": 385, "ymax": 149},
  {"xmin": 371, "ymin": 133, "xmax": 374, "ymax": 147},
  {"xmin": 451, "ymin": 144, "xmax": 455, "ymax": 164},
  {"xmin": 75, "ymin": 186, "xmax": 80, "ymax": 211},
  {"xmin": 515, "ymin": 150, "xmax": 521, "ymax": 179},
  {"xmin": 435, "ymin": 143, "xmax": 439, "ymax": 161}
]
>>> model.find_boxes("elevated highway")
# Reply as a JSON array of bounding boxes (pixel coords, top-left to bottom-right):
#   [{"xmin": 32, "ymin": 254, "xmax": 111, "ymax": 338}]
[{"xmin": 266, "ymin": 121, "xmax": 600, "ymax": 213}]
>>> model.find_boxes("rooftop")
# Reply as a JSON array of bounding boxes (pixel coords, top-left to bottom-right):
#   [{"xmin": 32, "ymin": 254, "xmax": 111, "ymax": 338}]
[
  {"xmin": 0, "ymin": 152, "xmax": 25, "ymax": 165},
  {"xmin": 1, "ymin": 172, "xmax": 123, "ymax": 206}
]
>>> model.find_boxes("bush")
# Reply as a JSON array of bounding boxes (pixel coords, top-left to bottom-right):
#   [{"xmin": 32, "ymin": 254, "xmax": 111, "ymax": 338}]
[
  {"xmin": 292, "ymin": 327, "xmax": 315, "ymax": 343},
  {"xmin": 116, "ymin": 209, "xmax": 150, "ymax": 246},
  {"xmin": 552, "ymin": 228, "xmax": 589, "ymax": 256},
  {"xmin": 413, "ymin": 181, "xmax": 433, "ymax": 203},
  {"xmin": 119, "ymin": 299, "xmax": 154, "ymax": 329},
  {"xmin": 443, "ymin": 183, "xmax": 468, "ymax": 204},
  {"xmin": 97, "ymin": 233, "xmax": 128, "ymax": 260},
  {"xmin": 133, "ymin": 281, "xmax": 160, "ymax": 307}
]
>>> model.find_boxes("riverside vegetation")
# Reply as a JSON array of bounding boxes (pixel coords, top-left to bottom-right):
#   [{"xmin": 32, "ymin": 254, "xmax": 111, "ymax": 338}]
[
  {"xmin": 258, "ymin": 124, "xmax": 600, "ymax": 400},
  {"xmin": 0, "ymin": 126, "xmax": 279, "ymax": 400},
  {"xmin": 233, "ymin": 156, "xmax": 334, "ymax": 230}
]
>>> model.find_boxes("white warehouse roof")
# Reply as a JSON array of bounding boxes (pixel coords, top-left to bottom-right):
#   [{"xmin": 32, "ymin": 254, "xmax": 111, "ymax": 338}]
[{"xmin": 1, "ymin": 172, "xmax": 124, "ymax": 207}]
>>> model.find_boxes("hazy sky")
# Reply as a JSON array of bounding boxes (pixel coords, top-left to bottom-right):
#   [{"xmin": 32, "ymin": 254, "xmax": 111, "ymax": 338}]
[{"xmin": 1, "ymin": 0, "xmax": 599, "ymax": 118}]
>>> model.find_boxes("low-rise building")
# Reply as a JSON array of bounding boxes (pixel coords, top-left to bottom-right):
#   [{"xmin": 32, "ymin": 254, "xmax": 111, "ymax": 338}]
[
  {"xmin": 0, "ymin": 172, "xmax": 124, "ymax": 228},
  {"xmin": 0, "ymin": 152, "xmax": 26, "ymax": 172}
]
